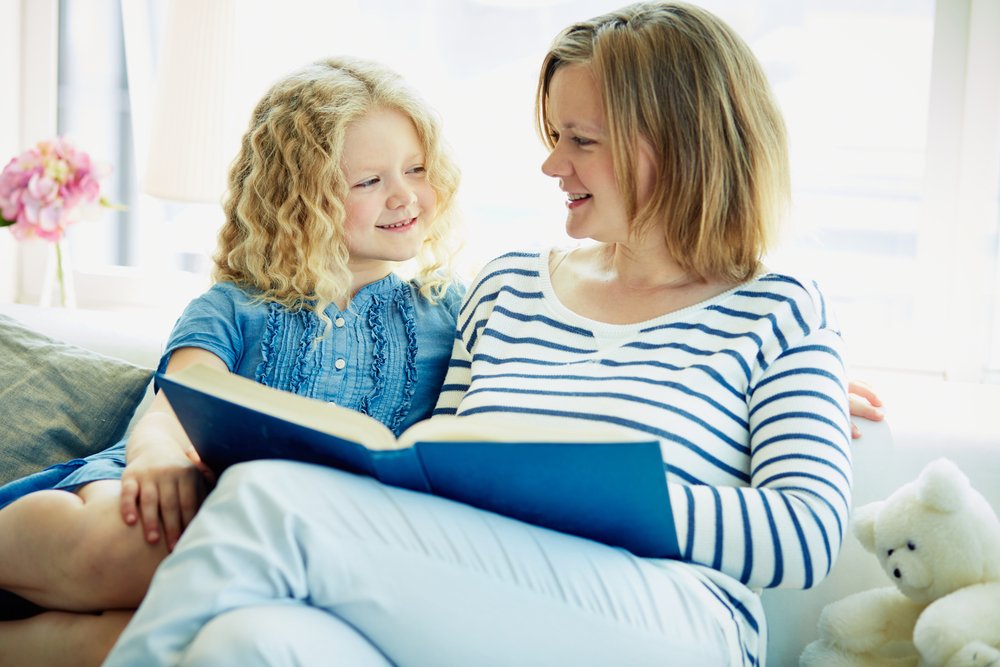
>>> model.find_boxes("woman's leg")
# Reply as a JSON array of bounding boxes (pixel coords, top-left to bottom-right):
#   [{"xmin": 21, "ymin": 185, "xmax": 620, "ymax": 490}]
[
  {"xmin": 106, "ymin": 461, "xmax": 743, "ymax": 667},
  {"xmin": 0, "ymin": 480, "xmax": 168, "ymax": 611},
  {"xmin": 0, "ymin": 610, "xmax": 132, "ymax": 667},
  {"xmin": 179, "ymin": 604, "xmax": 394, "ymax": 667}
]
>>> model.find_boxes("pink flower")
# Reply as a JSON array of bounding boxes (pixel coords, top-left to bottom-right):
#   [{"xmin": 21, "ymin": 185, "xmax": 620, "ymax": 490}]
[{"xmin": 0, "ymin": 135, "xmax": 115, "ymax": 242}]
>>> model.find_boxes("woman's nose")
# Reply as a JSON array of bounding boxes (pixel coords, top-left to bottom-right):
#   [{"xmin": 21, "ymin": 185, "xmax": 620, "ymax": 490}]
[{"xmin": 541, "ymin": 144, "xmax": 568, "ymax": 179}]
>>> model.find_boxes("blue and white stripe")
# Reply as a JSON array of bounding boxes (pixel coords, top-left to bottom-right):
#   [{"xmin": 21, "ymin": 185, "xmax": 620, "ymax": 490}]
[{"xmin": 434, "ymin": 250, "xmax": 852, "ymax": 666}]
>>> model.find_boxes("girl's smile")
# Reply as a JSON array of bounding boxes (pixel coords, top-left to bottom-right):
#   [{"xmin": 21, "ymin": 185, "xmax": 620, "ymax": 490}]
[{"xmin": 377, "ymin": 216, "xmax": 418, "ymax": 230}]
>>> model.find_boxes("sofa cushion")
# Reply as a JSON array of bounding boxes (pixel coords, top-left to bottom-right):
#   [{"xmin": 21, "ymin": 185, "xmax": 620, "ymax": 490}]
[{"xmin": 0, "ymin": 313, "xmax": 154, "ymax": 486}]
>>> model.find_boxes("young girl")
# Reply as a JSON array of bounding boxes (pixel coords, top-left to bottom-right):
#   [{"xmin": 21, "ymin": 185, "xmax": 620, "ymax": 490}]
[{"xmin": 0, "ymin": 56, "xmax": 465, "ymax": 666}]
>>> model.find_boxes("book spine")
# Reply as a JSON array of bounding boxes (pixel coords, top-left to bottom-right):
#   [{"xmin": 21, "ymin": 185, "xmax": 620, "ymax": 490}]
[{"xmin": 370, "ymin": 449, "xmax": 432, "ymax": 493}]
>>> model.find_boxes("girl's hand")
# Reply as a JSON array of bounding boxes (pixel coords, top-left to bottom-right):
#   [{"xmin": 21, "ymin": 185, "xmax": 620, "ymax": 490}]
[
  {"xmin": 120, "ymin": 446, "xmax": 213, "ymax": 550},
  {"xmin": 119, "ymin": 346, "xmax": 227, "ymax": 549},
  {"xmin": 848, "ymin": 379, "xmax": 884, "ymax": 439}
]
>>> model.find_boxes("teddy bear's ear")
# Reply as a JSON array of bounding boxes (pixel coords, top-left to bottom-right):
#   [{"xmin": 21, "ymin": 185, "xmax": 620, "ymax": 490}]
[
  {"xmin": 851, "ymin": 502, "xmax": 881, "ymax": 553},
  {"xmin": 915, "ymin": 458, "xmax": 968, "ymax": 513}
]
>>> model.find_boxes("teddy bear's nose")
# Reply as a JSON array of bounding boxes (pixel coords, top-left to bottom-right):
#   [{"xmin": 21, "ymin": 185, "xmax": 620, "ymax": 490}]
[{"xmin": 894, "ymin": 568, "xmax": 901, "ymax": 578}]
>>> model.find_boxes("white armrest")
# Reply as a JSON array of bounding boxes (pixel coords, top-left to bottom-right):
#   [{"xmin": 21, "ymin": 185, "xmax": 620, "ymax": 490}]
[{"xmin": 763, "ymin": 377, "xmax": 1000, "ymax": 666}]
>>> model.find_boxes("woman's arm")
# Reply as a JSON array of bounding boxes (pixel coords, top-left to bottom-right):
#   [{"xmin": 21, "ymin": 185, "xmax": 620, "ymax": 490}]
[
  {"xmin": 121, "ymin": 347, "xmax": 227, "ymax": 550},
  {"xmin": 431, "ymin": 272, "xmax": 480, "ymax": 416},
  {"xmin": 432, "ymin": 341, "xmax": 473, "ymax": 416},
  {"xmin": 673, "ymin": 327, "xmax": 852, "ymax": 590}
]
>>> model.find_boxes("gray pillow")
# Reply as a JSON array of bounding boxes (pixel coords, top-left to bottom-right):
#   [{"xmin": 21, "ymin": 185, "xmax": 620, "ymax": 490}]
[{"xmin": 0, "ymin": 313, "xmax": 154, "ymax": 486}]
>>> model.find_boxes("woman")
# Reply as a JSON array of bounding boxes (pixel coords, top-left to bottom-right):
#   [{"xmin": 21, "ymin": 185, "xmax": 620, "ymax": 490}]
[{"xmin": 103, "ymin": 3, "xmax": 852, "ymax": 665}]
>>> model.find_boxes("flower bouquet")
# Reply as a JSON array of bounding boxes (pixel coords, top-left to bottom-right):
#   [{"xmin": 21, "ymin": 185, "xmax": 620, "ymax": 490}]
[{"xmin": 0, "ymin": 136, "xmax": 120, "ymax": 306}]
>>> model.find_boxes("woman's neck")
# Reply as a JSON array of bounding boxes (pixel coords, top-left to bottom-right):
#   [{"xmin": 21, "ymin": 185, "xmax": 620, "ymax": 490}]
[
  {"xmin": 598, "ymin": 241, "xmax": 698, "ymax": 291},
  {"xmin": 548, "ymin": 242, "xmax": 740, "ymax": 325}
]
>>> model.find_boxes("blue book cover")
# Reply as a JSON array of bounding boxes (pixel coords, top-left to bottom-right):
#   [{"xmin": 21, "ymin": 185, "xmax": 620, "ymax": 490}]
[{"xmin": 157, "ymin": 364, "xmax": 679, "ymax": 559}]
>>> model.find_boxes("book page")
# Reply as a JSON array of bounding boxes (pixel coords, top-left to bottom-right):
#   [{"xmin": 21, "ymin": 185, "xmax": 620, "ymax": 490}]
[
  {"xmin": 398, "ymin": 414, "xmax": 644, "ymax": 449},
  {"xmin": 165, "ymin": 363, "xmax": 401, "ymax": 450}
]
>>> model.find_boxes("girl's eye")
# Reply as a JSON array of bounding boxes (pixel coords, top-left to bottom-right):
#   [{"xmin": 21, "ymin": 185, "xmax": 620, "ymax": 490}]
[
  {"xmin": 356, "ymin": 178, "xmax": 379, "ymax": 188},
  {"xmin": 408, "ymin": 166, "xmax": 426, "ymax": 175}
]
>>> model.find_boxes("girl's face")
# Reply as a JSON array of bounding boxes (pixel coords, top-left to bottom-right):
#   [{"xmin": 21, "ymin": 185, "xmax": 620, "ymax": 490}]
[
  {"xmin": 540, "ymin": 65, "xmax": 656, "ymax": 246},
  {"xmin": 341, "ymin": 109, "xmax": 436, "ymax": 277}
]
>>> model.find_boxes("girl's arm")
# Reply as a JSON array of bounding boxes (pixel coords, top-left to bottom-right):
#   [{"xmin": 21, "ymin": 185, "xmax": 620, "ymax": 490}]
[{"xmin": 121, "ymin": 347, "xmax": 227, "ymax": 550}]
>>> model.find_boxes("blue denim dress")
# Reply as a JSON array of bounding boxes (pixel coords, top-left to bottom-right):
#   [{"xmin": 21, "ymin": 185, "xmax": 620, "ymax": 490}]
[{"xmin": 0, "ymin": 275, "xmax": 464, "ymax": 510}]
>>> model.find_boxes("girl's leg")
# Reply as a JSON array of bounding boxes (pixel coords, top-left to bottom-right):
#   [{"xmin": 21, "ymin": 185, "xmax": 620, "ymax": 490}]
[
  {"xmin": 179, "ymin": 604, "xmax": 394, "ymax": 667},
  {"xmin": 0, "ymin": 480, "xmax": 168, "ymax": 611},
  {"xmin": 106, "ymin": 461, "xmax": 745, "ymax": 667},
  {"xmin": 0, "ymin": 610, "xmax": 132, "ymax": 667}
]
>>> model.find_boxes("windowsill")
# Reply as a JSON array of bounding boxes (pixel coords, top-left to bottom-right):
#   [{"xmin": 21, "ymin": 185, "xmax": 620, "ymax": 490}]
[{"xmin": 13, "ymin": 265, "xmax": 211, "ymax": 313}]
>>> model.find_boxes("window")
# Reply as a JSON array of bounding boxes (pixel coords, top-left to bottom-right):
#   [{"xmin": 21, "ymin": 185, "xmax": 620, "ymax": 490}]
[
  {"xmin": 58, "ymin": 0, "xmax": 134, "ymax": 268},
  {"xmin": 53, "ymin": 0, "xmax": 210, "ymax": 312},
  {"xmin": 39, "ymin": 0, "xmax": 1000, "ymax": 380}
]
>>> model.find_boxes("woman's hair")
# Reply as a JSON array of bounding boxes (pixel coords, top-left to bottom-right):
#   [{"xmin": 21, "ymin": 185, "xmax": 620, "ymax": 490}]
[
  {"xmin": 536, "ymin": 1, "xmax": 789, "ymax": 283},
  {"xmin": 214, "ymin": 56, "xmax": 462, "ymax": 318}
]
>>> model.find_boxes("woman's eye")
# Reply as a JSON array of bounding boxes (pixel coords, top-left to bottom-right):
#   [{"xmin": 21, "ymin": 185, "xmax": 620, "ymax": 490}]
[
  {"xmin": 572, "ymin": 136, "xmax": 594, "ymax": 147},
  {"xmin": 548, "ymin": 131, "xmax": 560, "ymax": 143}
]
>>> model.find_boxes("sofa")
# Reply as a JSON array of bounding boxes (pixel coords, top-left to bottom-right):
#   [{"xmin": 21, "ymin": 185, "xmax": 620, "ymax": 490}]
[{"xmin": 2, "ymin": 300, "xmax": 999, "ymax": 666}]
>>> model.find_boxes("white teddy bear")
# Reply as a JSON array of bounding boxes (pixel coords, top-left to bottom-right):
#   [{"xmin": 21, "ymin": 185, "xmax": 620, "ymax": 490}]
[{"xmin": 799, "ymin": 458, "xmax": 1000, "ymax": 667}]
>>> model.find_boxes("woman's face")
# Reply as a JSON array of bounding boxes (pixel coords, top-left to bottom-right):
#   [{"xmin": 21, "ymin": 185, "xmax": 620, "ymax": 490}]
[{"xmin": 540, "ymin": 65, "xmax": 656, "ymax": 245}]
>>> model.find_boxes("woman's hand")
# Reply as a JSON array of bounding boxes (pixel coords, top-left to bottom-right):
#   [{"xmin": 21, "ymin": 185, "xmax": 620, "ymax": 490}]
[{"xmin": 848, "ymin": 379, "xmax": 884, "ymax": 439}]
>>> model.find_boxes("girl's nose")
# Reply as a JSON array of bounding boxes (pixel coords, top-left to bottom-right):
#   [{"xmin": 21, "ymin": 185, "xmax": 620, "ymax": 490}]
[{"xmin": 387, "ymin": 183, "xmax": 417, "ymax": 209}]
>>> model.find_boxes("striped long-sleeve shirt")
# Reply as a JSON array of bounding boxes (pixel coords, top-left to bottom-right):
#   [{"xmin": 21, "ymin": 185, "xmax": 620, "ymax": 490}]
[{"xmin": 433, "ymin": 250, "xmax": 853, "ymax": 661}]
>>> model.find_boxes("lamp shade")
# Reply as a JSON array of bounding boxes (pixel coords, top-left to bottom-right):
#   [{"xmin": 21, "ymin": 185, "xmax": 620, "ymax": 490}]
[{"xmin": 143, "ymin": 0, "xmax": 237, "ymax": 203}]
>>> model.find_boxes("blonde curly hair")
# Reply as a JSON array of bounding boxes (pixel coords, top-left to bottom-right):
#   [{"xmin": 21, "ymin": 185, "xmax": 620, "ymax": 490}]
[{"xmin": 213, "ymin": 56, "xmax": 462, "ymax": 323}]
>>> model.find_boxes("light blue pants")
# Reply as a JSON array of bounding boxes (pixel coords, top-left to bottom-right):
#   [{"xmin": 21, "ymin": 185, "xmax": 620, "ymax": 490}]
[{"xmin": 103, "ymin": 461, "xmax": 743, "ymax": 667}]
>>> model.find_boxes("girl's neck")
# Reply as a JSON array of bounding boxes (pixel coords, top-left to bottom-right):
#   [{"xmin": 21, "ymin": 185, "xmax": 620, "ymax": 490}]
[
  {"xmin": 331, "ymin": 262, "xmax": 395, "ymax": 311},
  {"xmin": 349, "ymin": 261, "xmax": 395, "ymax": 296}
]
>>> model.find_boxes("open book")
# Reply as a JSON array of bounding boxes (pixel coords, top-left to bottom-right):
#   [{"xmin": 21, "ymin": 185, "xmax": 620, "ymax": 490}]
[{"xmin": 158, "ymin": 363, "xmax": 679, "ymax": 558}]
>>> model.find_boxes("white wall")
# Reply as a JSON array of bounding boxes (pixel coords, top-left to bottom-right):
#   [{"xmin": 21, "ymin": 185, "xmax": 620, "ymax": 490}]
[
  {"xmin": 0, "ymin": 0, "xmax": 21, "ymax": 302},
  {"xmin": 0, "ymin": 0, "xmax": 59, "ymax": 305},
  {"xmin": 17, "ymin": 0, "xmax": 60, "ymax": 305}
]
